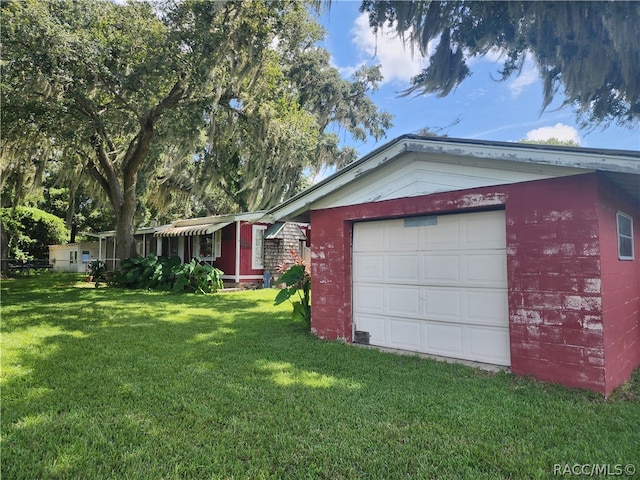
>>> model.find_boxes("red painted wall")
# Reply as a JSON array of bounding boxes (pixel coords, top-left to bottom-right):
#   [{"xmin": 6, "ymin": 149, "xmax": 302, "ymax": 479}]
[
  {"xmin": 215, "ymin": 222, "xmax": 268, "ymax": 281},
  {"xmin": 216, "ymin": 223, "xmax": 237, "ymax": 276},
  {"xmin": 506, "ymin": 174, "xmax": 606, "ymax": 392},
  {"xmin": 597, "ymin": 175, "xmax": 640, "ymax": 395},
  {"xmin": 309, "ymin": 172, "xmax": 640, "ymax": 394},
  {"xmin": 240, "ymin": 222, "xmax": 269, "ymax": 277}
]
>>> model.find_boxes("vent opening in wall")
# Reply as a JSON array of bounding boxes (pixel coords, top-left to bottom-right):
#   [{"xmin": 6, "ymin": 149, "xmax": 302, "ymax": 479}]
[{"xmin": 354, "ymin": 330, "xmax": 371, "ymax": 344}]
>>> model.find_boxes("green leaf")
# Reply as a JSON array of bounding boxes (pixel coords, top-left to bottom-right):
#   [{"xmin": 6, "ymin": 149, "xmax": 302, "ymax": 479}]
[
  {"xmin": 274, "ymin": 288, "xmax": 292, "ymax": 306},
  {"xmin": 278, "ymin": 264, "xmax": 305, "ymax": 286}
]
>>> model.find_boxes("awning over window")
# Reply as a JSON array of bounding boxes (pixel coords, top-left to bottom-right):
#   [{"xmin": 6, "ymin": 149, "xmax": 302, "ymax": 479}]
[
  {"xmin": 264, "ymin": 222, "xmax": 286, "ymax": 239},
  {"xmin": 155, "ymin": 222, "xmax": 231, "ymax": 237}
]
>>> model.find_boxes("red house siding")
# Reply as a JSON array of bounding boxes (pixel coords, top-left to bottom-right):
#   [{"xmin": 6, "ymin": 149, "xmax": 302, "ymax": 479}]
[
  {"xmin": 309, "ymin": 172, "xmax": 640, "ymax": 394},
  {"xmin": 213, "ymin": 222, "xmax": 267, "ymax": 282},
  {"xmin": 597, "ymin": 176, "xmax": 640, "ymax": 395},
  {"xmin": 216, "ymin": 224, "xmax": 237, "ymax": 276}
]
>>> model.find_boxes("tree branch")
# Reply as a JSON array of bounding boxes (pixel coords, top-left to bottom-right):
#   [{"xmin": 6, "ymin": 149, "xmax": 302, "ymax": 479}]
[{"xmin": 73, "ymin": 94, "xmax": 118, "ymax": 154}]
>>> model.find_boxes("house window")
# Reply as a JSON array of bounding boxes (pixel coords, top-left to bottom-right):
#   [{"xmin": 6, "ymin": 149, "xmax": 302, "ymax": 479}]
[
  {"xmin": 199, "ymin": 230, "xmax": 222, "ymax": 260},
  {"xmin": 82, "ymin": 251, "xmax": 90, "ymax": 263},
  {"xmin": 69, "ymin": 251, "xmax": 77, "ymax": 264},
  {"xmin": 252, "ymin": 225, "xmax": 266, "ymax": 270},
  {"xmin": 617, "ymin": 212, "xmax": 634, "ymax": 260}
]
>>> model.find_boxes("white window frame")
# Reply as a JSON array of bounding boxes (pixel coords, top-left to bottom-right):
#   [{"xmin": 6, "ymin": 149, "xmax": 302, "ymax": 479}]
[
  {"xmin": 196, "ymin": 230, "xmax": 222, "ymax": 261},
  {"xmin": 616, "ymin": 211, "xmax": 634, "ymax": 260},
  {"xmin": 252, "ymin": 225, "xmax": 267, "ymax": 270},
  {"xmin": 214, "ymin": 229, "xmax": 222, "ymax": 259}
]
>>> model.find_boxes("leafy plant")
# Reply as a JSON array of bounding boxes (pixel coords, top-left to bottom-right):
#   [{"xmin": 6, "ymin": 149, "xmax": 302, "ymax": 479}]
[
  {"xmin": 114, "ymin": 254, "xmax": 181, "ymax": 291},
  {"xmin": 172, "ymin": 259, "xmax": 224, "ymax": 294},
  {"xmin": 87, "ymin": 260, "xmax": 107, "ymax": 287},
  {"xmin": 274, "ymin": 252, "xmax": 311, "ymax": 325},
  {"xmin": 113, "ymin": 254, "xmax": 223, "ymax": 294}
]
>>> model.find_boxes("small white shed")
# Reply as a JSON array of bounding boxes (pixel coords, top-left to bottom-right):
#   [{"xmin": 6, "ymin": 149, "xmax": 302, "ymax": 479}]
[{"xmin": 49, "ymin": 242, "xmax": 101, "ymax": 273}]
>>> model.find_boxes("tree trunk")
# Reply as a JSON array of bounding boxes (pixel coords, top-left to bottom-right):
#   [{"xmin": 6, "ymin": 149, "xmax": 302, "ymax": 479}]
[
  {"xmin": 84, "ymin": 80, "xmax": 188, "ymax": 266},
  {"xmin": 114, "ymin": 208, "xmax": 137, "ymax": 263},
  {"xmin": 0, "ymin": 217, "xmax": 8, "ymax": 274}
]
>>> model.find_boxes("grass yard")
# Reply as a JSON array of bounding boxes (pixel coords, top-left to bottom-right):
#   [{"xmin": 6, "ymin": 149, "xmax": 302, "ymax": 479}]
[{"xmin": 2, "ymin": 274, "xmax": 639, "ymax": 479}]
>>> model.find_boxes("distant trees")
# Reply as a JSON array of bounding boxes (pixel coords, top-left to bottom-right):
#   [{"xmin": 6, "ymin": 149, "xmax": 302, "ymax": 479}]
[
  {"xmin": 519, "ymin": 138, "xmax": 581, "ymax": 148},
  {"xmin": 360, "ymin": 1, "xmax": 640, "ymax": 127},
  {"xmin": 2, "ymin": 0, "xmax": 391, "ymax": 261},
  {"xmin": 0, "ymin": 207, "xmax": 68, "ymax": 261}
]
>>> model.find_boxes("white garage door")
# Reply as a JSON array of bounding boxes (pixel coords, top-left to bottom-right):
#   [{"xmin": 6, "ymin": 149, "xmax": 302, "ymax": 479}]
[{"xmin": 352, "ymin": 210, "xmax": 510, "ymax": 366}]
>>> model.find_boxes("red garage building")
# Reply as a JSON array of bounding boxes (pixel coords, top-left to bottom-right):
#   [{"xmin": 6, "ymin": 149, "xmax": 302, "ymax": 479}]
[{"xmin": 269, "ymin": 135, "xmax": 640, "ymax": 395}]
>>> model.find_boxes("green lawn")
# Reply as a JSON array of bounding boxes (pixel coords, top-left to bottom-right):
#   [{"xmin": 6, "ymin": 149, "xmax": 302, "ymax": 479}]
[{"xmin": 2, "ymin": 274, "xmax": 639, "ymax": 479}]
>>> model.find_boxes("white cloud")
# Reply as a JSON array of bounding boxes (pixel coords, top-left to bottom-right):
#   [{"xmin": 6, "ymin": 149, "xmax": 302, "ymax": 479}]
[
  {"xmin": 467, "ymin": 46, "xmax": 506, "ymax": 66},
  {"xmin": 525, "ymin": 123, "xmax": 582, "ymax": 144},
  {"xmin": 349, "ymin": 13, "xmax": 427, "ymax": 85},
  {"xmin": 508, "ymin": 62, "xmax": 538, "ymax": 98}
]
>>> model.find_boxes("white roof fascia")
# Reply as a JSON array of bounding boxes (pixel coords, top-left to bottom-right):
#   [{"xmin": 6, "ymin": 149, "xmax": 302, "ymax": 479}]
[
  {"xmin": 269, "ymin": 136, "xmax": 640, "ymax": 221},
  {"xmin": 173, "ymin": 210, "xmax": 270, "ymax": 227},
  {"xmin": 402, "ymin": 139, "xmax": 640, "ymax": 175}
]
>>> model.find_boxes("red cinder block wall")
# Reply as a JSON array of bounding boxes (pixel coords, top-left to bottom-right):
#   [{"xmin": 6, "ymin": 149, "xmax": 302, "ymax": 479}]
[
  {"xmin": 506, "ymin": 174, "xmax": 607, "ymax": 392},
  {"xmin": 308, "ymin": 210, "xmax": 353, "ymax": 341},
  {"xmin": 597, "ymin": 175, "xmax": 640, "ymax": 396}
]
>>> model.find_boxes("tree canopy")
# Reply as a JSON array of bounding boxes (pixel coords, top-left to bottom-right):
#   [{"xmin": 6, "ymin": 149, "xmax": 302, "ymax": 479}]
[
  {"xmin": 0, "ymin": 207, "xmax": 69, "ymax": 261},
  {"xmin": 2, "ymin": 0, "xmax": 391, "ymax": 260},
  {"xmin": 360, "ymin": 0, "xmax": 640, "ymax": 127}
]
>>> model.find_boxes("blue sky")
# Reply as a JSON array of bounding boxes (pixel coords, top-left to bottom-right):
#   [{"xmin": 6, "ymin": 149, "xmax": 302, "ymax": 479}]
[{"xmin": 318, "ymin": 2, "xmax": 640, "ymax": 157}]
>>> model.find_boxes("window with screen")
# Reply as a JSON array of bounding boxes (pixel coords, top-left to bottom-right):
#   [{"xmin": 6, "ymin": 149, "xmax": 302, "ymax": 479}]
[{"xmin": 617, "ymin": 212, "xmax": 634, "ymax": 260}]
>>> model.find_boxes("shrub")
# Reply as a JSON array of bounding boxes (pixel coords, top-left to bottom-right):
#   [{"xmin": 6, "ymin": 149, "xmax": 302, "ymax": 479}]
[
  {"xmin": 0, "ymin": 207, "xmax": 69, "ymax": 260},
  {"xmin": 274, "ymin": 252, "xmax": 311, "ymax": 326},
  {"xmin": 87, "ymin": 260, "xmax": 107, "ymax": 287},
  {"xmin": 114, "ymin": 254, "xmax": 181, "ymax": 290},
  {"xmin": 113, "ymin": 254, "xmax": 223, "ymax": 294},
  {"xmin": 172, "ymin": 259, "xmax": 224, "ymax": 294}
]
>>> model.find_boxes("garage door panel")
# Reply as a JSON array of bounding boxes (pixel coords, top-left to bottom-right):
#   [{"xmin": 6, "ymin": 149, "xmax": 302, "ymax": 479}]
[
  {"xmin": 464, "ymin": 211, "xmax": 507, "ymax": 248},
  {"xmin": 353, "ymin": 221, "xmax": 385, "ymax": 251},
  {"xmin": 386, "ymin": 220, "xmax": 420, "ymax": 250},
  {"xmin": 422, "ymin": 254, "xmax": 461, "ymax": 283},
  {"xmin": 467, "ymin": 327, "xmax": 511, "ymax": 366},
  {"xmin": 353, "ymin": 284, "xmax": 385, "ymax": 312},
  {"xmin": 387, "ymin": 254, "xmax": 420, "ymax": 282},
  {"xmin": 466, "ymin": 290, "xmax": 509, "ymax": 327},
  {"xmin": 387, "ymin": 286, "xmax": 421, "ymax": 316},
  {"xmin": 389, "ymin": 318, "xmax": 422, "ymax": 350},
  {"xmin": 425, "ymin": 323, "xmax": 464, "ymax": 356},
  {"xmin": 353, "ymin": 210, "xmax": 509, "ymax": 366},
  {"xmin": 425, "ymin": 288, "xmax": 462, "ymax": 321},
  {"xmin": 353, "ymin": 254, "xmax": 384, "ymax": 281},
  {"xmin": 423, "ymin": 220, "xmax": 461, "ymax": 249},
  {"xmin": 356, "ymin": 314, "xmax": 387, "ymax": 344},
  {"xmin": 466, "ymin": 253, "xmax": 507, "ymax": 285}
]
